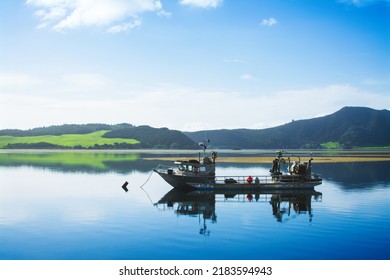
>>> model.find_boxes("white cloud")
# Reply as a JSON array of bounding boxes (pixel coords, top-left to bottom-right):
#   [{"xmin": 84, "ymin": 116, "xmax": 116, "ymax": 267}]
[
  {"xmin": 2, "ymin": 77, "xmax": 388, "ymax": 131},
  {"xmin": 34, "ymin": 6, "xmax": 67, "ymax": 28},
  {"xmin": 106, "ymin": 18, "xmax": 142, "ymax": 33},
  {"xmin": 0, "ymin": 72, "xmax": 42, "ymax": 88},
  {"xmin": 179, "ymin": 0, "xmax": 223, "ymax": 9},
  {"xmin": 240, "ymin": 74, "xmax": 255, "ymax": 80},
  {"xmin": 26, "ymin": 0, "xmax": 168, "ymax": 32},
  {"xmin": 62, "ymin": 73, "xmax": 111, "ymax": 89},
  {"xmin": 338, "ymin": 0, "xmax": 390, "ymax": 6},
  {"xmin": 362, "ymin": 77, "xmax": 390, "ymax": 86},
  {"xmin": 157, "ymin": 9, "xmax": 172, "ymax": 18},
  {"xmin": 260, "ymin": 17, "xmax": 278, "ymax": 27}
]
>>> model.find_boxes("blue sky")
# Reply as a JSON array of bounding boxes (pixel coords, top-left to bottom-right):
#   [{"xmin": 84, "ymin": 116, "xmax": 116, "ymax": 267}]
[{"xmin": 0, "ymin": 0, "xmax": 389, "ymax": 131}]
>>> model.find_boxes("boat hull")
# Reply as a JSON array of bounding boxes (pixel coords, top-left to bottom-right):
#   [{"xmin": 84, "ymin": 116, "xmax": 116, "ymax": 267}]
[{"xmin": 155, "ymin": 170, "xmax": 215, "ymax": 191}]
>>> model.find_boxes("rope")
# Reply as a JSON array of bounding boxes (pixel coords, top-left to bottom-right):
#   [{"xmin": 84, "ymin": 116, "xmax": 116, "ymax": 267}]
[
  {"xmin": 121, "ymin": 168, "xmax": 155, "ymax": 193},
  {"xmin": 121, "ymin": 167, "xmax": 159, "ymax": 205},
  {"xmin": 139, "ymin": 169, "xmax": 155, "ymax": 189},
  {"xmin": 140, "ymin": 185, "xmax": 155, "ymax": 206}
]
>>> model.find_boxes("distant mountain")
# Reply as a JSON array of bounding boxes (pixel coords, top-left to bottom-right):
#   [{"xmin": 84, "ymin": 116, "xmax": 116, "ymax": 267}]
[{"xmin": 184, "ymin": 107, "xmax": 390, "ymax": 149}]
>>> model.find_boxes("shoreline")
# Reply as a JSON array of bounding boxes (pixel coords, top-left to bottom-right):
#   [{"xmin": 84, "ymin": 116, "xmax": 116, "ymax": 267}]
[
  {"xmin": 143, "ymin": 156, "xmax": 390, "ymax": 163},
  {"xmin": 1, "ymin": 149, "xmax": 389, "ymax": 163}
]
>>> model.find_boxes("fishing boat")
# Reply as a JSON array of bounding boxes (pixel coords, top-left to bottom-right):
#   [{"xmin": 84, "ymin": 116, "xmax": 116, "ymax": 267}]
[{"xmin": 154, "ymin": 140, "xmax": 322, "ymax": 191}]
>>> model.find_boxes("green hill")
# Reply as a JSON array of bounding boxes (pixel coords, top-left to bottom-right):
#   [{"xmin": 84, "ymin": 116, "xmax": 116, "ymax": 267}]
[
  {"xmin": 0, "ymin": 124, "xmax": 197, "ymax": 149},
  {"xmin": 0, "ymin": 123, "xmax": 113, "ymax": 137}
]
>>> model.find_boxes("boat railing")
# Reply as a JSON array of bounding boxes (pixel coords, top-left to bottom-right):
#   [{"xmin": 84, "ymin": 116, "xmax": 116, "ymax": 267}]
[
  {"xmin": 214, "ymin": 174, "xmax": 318, "ymax": 184},
  {"xmin": 214, "ymin": 175, "xmax": 270, "ymax": 184}
]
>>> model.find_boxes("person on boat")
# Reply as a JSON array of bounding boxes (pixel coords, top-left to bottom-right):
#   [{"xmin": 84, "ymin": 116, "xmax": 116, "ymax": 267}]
[
  {"xmin": 270, "ymin": 157, "xmax": 282, "ymax": 175},
  {"xmin": 246, "ymin": 176, "xmax": 253, "ymax": 184}
]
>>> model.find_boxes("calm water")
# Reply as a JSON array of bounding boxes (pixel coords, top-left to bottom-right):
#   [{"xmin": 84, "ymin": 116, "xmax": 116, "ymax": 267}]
[{"xmin": 0, "ymin": 150, "xmax": 389, "ymax": 260}]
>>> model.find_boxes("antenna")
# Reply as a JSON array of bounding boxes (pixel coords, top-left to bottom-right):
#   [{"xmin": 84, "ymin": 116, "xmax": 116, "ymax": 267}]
[{"xmin": 198, "ymin": 139, "xmax": 210, "ymax": 154}]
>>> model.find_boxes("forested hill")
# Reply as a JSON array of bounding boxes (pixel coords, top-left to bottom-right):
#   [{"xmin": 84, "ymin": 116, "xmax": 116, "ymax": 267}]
[
  {"xmin": 0, "ymin": 124, "xmax": 198, "ymax": 149},
  {"xmin": 102, "ymin": 125, "xmax": 198, "ymax": 149},
  {"xmin": 184, "ymin": 107, "xmax": 390, "ymax": 149},
  {"xmin": 0, "ymin": 123, "xmax": 115, "ymax": 137}
]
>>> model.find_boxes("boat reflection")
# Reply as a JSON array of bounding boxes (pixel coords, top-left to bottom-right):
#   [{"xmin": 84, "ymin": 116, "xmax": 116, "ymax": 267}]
[
  {"xmin": 155, "ymin": 189, "xmax": 322, "ymax": 235},
  {"xmin": 267, "ymin": 190, "xmax": 321, "ymax": 222}
]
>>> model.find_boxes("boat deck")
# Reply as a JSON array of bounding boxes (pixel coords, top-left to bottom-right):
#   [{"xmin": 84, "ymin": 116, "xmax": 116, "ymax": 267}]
[{"xmin": 188, "ymin": 174, "xmax": 322, "ymax": 191}]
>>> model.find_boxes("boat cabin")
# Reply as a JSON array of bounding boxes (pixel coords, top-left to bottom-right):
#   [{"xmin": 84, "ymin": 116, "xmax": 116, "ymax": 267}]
[{"xmin": 172, "ymin": 155, "xmax": 216, "ymax": 177}]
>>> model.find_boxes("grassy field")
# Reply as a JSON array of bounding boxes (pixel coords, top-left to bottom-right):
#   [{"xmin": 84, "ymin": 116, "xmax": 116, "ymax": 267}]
[
  {"xmin": 0, "ymin": 130, "xmax": 139, "ymax": 148},
  {"xmin": 320, "ymin": 141, "xmax": 343, "ymax": 149}
]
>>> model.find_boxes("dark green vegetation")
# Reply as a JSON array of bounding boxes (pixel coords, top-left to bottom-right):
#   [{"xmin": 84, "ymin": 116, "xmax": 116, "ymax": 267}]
[
  {"xmin": 0, "ymin": 107, "xmax": 389, "ymax": 149},
  {"xmin": 184, "ymin": 107, "xmax": 390, "ymax": 149},
  {"xmin": 103, "ymin": 125, "xmax": 197, "ymax": 149},
  {"xmin": 0, "ymin": 124, "xmax": 197, "ymax": 149}
]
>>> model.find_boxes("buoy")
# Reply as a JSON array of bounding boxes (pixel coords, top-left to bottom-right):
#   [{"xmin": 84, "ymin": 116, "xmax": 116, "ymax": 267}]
[{"xmin": 122, "ymin": 181, "xmax": 129, "ymax": 192}]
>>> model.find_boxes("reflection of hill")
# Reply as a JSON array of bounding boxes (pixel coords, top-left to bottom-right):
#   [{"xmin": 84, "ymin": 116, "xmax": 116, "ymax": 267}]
[
  {"xmin": 0, "ymin": 152, "xmax": 162, "ymax": 174},
  {"xmin": 314, "ymin": 162, "xmax": 390, "ymax": 189}
]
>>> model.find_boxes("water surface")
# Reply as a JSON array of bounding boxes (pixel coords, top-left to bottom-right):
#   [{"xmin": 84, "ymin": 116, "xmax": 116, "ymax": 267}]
[{"xmin": 0, "ymin": 150, "xmax": 389, "ymax": 260}]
